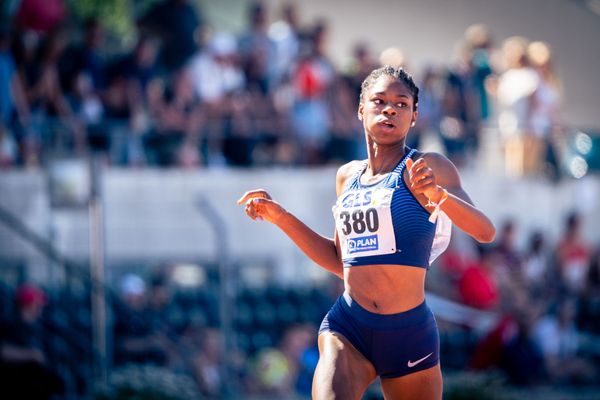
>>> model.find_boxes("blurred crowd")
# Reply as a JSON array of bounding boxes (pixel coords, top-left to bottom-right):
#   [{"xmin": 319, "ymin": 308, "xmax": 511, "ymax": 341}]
[
  {"xmin": 433, "ymin": 210, "xmax": 600, "ymax": 387},
  {"xmin": 0, "ymin": 0, "xmax": 565, "ymax": 179},
  {"xmin": 2, "ymin": 209, "xmax": 600, "ymax": 398},
  {"xmin": 0, "ymin": 265, "xmax": 338, "ymax": 399}
]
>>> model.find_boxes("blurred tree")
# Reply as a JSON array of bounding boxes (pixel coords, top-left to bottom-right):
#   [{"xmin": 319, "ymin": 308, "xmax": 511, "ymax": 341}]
[{"xmin": 66, "ymin": 0, "xmax": 162, "ymax": 49}]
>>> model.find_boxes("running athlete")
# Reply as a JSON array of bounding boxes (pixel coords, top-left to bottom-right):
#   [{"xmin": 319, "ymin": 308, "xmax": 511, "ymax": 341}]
[{"xmin": 238, "ymin": 65, "xmax": 496, "ymax": 400}]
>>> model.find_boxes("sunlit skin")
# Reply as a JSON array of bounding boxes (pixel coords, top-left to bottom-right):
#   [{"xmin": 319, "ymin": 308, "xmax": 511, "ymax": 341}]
[{"xmin": 238, "ymin": 73, "xmax": 496, "ymax": 400}]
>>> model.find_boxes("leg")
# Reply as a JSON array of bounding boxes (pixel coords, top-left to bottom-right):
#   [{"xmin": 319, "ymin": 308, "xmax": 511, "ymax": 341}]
[
  {"xmin": 380, "ymin": 364, "xmax": 443, "ymax": 400},
  {"xmin": 312, "ymin": 332, "xmax": 377, "ymax": 400}
]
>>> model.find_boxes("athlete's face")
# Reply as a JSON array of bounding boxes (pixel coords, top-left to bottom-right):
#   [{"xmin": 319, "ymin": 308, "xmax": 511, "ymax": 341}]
[{"xmin": 358, "ymin": 76, "xmax": 417, "ymax": 144}]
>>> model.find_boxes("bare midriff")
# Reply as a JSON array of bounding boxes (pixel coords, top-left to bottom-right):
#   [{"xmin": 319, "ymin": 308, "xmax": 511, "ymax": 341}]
[{"xmin": 344, "ymin": 265, "xmax": 426, "ymax": 314}]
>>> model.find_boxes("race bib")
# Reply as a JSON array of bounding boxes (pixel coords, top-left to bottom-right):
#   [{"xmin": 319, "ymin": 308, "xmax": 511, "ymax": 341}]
[{"xmin": 333, "ymin": 188, "xmax": 396, "ymax": 260}]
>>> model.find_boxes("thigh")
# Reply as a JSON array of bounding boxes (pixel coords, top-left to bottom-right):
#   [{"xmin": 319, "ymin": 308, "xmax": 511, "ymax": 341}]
[
  {"xmin": 380, "ymin": 364, "xmax": 442, "ymax": 400},
  {"xmin": 312, "ymin": 332, "xmax": 377, "ymax": 400}
]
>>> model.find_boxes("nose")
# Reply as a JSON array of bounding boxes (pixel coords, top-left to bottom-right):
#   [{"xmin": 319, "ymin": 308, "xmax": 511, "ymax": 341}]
[{"xmin": 382, "ymin": 103, "xmax": 397, "ymax": 115}]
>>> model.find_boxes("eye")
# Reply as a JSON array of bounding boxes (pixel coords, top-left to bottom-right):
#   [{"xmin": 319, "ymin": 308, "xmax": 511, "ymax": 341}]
[
  {"xmin": 371, "ymin": 98, "xmax": 383, "ymax": 105},
  {"xmin": 397, "ymin": 102, "xmax": 409, "ymax": 108}
]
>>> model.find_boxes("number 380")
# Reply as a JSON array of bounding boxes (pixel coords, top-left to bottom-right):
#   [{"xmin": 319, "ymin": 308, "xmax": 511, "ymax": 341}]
[{"xmin": 339, "ymin": 208, "xmax": 379, "ymax": 235}]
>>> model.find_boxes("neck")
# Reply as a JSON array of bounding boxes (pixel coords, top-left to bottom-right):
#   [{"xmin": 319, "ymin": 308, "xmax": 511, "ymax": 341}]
[{"xmin": 366, "ymin": 141, "xmax": 407, "ymax": 176}]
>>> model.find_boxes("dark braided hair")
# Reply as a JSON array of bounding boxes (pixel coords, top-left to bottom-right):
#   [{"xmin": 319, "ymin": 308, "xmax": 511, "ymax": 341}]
[{"xmin": 359, "ymin": 65, "xmax": 419, "ymax": 111}]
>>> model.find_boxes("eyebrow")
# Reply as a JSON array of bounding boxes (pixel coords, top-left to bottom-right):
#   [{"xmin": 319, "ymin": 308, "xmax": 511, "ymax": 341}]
[{"xmin": 371, "ymin": 92, "xmax": 411, "ymax": 99}]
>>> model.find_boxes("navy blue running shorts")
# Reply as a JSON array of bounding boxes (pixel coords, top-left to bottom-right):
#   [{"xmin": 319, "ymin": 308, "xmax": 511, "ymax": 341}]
[{"xmin": 319, "ymin": 292, "xmax": 440, "ymax": 378}]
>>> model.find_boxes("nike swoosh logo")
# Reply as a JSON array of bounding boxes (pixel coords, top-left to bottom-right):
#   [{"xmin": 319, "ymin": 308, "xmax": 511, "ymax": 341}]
[{"xmin": 407, "ymin": 352, "xmax": 433, "ymax": 368}]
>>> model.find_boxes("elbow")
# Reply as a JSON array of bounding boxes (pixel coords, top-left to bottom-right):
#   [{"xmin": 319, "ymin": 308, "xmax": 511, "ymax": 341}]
[{"xmin": 475, "ymin": 227, "xmax": 497, "ymax": 244}]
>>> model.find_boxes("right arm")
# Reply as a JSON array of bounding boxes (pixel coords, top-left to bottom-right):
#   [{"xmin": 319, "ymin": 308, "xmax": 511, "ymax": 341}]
[
  {"xmin": 237, "ymin": 163, "xmax": 358, "ymax": 280},
  {"xmin": 272, "ymin": 210, "xmax": 343, "ymax": 279}
]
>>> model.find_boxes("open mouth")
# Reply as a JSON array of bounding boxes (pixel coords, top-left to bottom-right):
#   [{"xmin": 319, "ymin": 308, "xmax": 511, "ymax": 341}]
[{"xmin": 379, "ymin": 120, "xmax": 395, "ymax": 129}]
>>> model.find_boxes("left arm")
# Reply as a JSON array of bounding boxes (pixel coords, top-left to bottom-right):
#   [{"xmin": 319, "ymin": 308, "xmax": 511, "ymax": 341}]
[{"xmin": 406, "ymin": 153, "xmax": 496, "ymax": 243}]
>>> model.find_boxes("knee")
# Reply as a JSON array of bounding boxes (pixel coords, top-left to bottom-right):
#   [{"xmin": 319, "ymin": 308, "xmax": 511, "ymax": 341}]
[
  {"xmin": 312, "ymin": 361, "xmax": 357, "ymax": 400},
  {"xmin": 313, "ymin": 334, "xmax": 375, "ymax": 400}
]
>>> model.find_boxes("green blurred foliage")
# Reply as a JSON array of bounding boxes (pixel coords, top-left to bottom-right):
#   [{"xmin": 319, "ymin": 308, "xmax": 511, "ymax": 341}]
[
  {"xmin": 66, "ymin": 0, "xmax": 161, "ymax": 50},
  {"xmin": 95, "ymin": 365, "xmax": 203, "ymax": 400}
]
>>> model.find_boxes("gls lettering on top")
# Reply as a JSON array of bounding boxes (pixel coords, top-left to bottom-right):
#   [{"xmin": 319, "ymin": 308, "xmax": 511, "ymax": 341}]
[{"xmin": 340, "ymin": 191, "xmax": 373, "ymax": 208}]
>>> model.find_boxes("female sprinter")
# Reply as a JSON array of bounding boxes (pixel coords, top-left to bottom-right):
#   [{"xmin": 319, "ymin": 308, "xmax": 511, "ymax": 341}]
[{"xmin": 238, "ymin": 65, "xmax": 496, "ymax": 399}]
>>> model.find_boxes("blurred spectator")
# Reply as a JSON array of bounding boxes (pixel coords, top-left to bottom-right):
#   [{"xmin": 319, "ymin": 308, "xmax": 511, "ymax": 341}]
[
  {"xmin": 495, "ymin": 36, "xmax": 539, "ymax": 176},
  {"xmin": 409, "ymin": 66, "xmax": 442, "ymax": 150},
  {"xmin": 144, "ymin": 69, "xmax": 203, "ymax": 167},
  {"xmin": 527, "ymin": 40, "xmax": 562, "ymax": 179},
  {"xmin": 439, "ymin": 40, "xmax": 480, "ymax": 167},
  {"xmin": 189, "ymin": 32, "xmax": 245, "ymax": 106},
  {"xmin": 325, "ymin": 71, "xmax": 362, "ymax": 164},
  {"xmin": 579, "ymin": 246, "xmax": 600, "ymax": 334},
  {"xmin": 113, "ymin": 274, "xmax": 171, "ymax": 366},
  {"xmin": 60, "ymin": 18, "xmax": 106, "ymax": 92},
  {"xmin": 67, "ymin": 72, "xmax": 106, "ymax": 154},
  {"xmin": 122, "ymin": 36, "xmax": 160, "ymax": 96},
  {"xmin": 556, "ymin": 211, "xmax": 591, "ymax": 295},
  {"xmin": 498, "ymin": 301, "xmax": 545, "ymax": 386},
  {"xmin": 24, "ymin": 28, "xmax": 83, "ymax": 159},
  {"xmin": 140, "ymin": 0, "xmax": 203, "ymax": 72},
  {"xmin": 532, "ymin": 297, "xmax": 597, "ymax": 385},
  {"xmin": 119, "ymin": 35, "xmax": 160, "ymax": 142},
  {"xmin": 0, "ymin": 27, "xmax": 30, "ymax": 167},
  {"xmin": 221, "ymin": 90, "xmax": 259, "ymax": 167},
  {"xmin": 521, "ymin": 230, "xmax": 551, "ymax": 297},
  {"xmin": 250, "ymin": 323, "xmax": 315, "ymax": 397},
  {"xmin": 291, "ymin": 325, "xmax": 319, "ymax": 396},
  {"xmin": 238, "ymin": 1, "xmax": 276, "ymax": 95},
  {"xmin": 471, "ymin": 289, "xmax": 545, "ymax": 385},
  {"xmin": 101, "ymin": 62, "xmax": 137, "ymax": 164},
  {"xmin": 458, "ymin": 248, "xmax": 500, "ymax": 310},
  {"xmin": 187, "ymin": 30, "xmax": 248, "ymax": 168},
  {"xmin": 379, "ymin": 46, "xmax": 407, "ymax": 70},
  {"xmin": 192, "ymin": 328, "xmax": 225, "ymax": 398},
  {"xmin": 146, "ymin": 273, "xmax": 178, "ymax": 349},
  {"xmin": 463, "ymin": 24, "xmax": 495, "ymax": 123},
  {"xmin": 493, "ymin": 219, "xmax": 522, "ymax": 272},
  {"xmin": 268, "ymin": 2, "xmax": 301, "ymax": 86},
  {"xmin": 291, "ymin": 20, "xmax": 335, "ymax": 164},
  {"xmin": 0, "ymin": 284, "xmax": 65, "ymax": 399},
  {"xmin": 325, "ymin": 41, "xmax": 378, "ymax": 163},
  {"xmin": 344, "ymin": 42, "xmax": 379, "ymax": 105}
]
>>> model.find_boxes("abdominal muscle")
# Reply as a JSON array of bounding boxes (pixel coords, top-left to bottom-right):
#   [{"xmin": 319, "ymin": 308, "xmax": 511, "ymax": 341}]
[{"xmin": 344, "ymin": 265, "xmax": 427, "ymax": 314}]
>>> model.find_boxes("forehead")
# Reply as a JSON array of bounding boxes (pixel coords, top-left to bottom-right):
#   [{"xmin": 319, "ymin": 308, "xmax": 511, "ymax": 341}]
[{"xmin": 366, "ymin": 75, "xmax": 412, "ymax": 98}]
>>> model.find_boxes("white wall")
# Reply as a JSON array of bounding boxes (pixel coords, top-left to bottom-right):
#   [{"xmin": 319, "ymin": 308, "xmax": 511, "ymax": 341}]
[{"xmin": 1, "ymin": 167, "xmax": 599, "ymax": 285}]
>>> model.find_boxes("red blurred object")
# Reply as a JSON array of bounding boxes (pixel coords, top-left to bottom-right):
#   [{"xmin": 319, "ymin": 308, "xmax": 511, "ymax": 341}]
[
  {"xmin": 295, "ymin": 61, "xmax": 325, "ymax": 98},
  {"xmin": 458, "ymin": 263, "xmax": 498, "ymax": 310},
  {"xmin": 16, "ymin": 0, "xmax": 67, "ymax": 33},
  {"xmin": 15, "ymin": 284, "xmax": 47, "ymax": 307},
  {"xmin": 470, "ymin": 315, "xmax": 517, "ymax": 369}
]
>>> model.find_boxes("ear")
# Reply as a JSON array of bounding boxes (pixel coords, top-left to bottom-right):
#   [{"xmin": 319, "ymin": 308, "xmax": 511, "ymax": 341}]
[
  {"xmin": 411, "ymin": 110, "xmax": 418, "ymax": 127},
  {"xmin": 357, "ymin": 103, "xmax": 364, "ymax": 121}
]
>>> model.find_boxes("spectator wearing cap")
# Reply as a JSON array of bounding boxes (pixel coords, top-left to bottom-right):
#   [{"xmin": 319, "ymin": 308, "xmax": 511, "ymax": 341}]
[
  {"xmin": 113, "ymin": 274, "xmax": 171, "ymax": 366},
  {"xmin": 0, "ymin": 283, "xmax": 64, "ymax": 399},
  {"xmin": 188, "ymin": 32, "xmax": 245, "ymax": 105}
]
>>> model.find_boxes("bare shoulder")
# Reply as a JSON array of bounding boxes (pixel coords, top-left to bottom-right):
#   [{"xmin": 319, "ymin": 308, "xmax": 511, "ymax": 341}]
[
  {"xmin": 336, "ymin": 160, "xmax": 364, "ymax": 196},
  {"xmin": 419, "ymin": 151, "xmax": 461, "ymax": 187}
]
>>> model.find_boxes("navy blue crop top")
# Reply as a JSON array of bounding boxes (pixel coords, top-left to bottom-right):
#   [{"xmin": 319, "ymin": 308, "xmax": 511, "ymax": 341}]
[{"xmin": 332, "ymin": 149, "xmax": 439, "ymax": 268}]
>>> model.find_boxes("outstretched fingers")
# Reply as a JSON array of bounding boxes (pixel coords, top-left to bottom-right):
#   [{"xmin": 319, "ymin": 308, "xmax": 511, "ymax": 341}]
[{"xmin": 237, "ymin": 189, "xmax": 272, "ymax": 205}]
